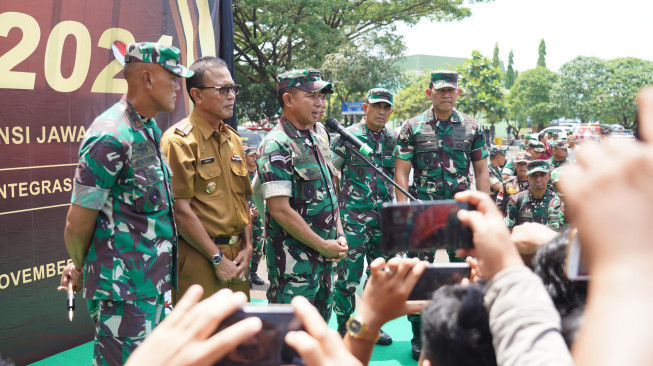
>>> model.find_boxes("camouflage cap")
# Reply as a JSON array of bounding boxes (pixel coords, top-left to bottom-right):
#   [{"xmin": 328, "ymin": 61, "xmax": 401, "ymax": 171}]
[
  {"xmin": 554, "ymin": 141, "xmax": 569, "ymax": 149},
  {"xmin": 276, "ymin": 69, "xmax": 334, "ymax": 94},
  {"xmin": 490, "ymin": 145, "xmax": 507, "ymax": 156},
  {"xmin": 244, "ymin": 145, "xmax": 257, "ymax": 156},
  {"xmin": 524, "ymin": 135, "xmax": 533, "ymax": 141},
  {"xmin": 430, "ymin": 70, "xmax": 458, "ymax": 89},
  {"xmin": 527, "ymin": 160, "xmax": 551, "ymax": 175},
  {"xmin": 529, "ymin": 140, "xmax": 546, "ymax": 153},
  {"xmin": 546, "ymin": 131, "xmax": 554, "ymax": 135},
  {"xmin": 124, "ymin": 42, "xmax": 193, "ymax": 77},
  {"xmin": 514, "ymin": 151, "xmax": 533, "ymax": 163},
  {"xmin": 366, "ymin": 88, "xmax": 394, "ymax": 106}
]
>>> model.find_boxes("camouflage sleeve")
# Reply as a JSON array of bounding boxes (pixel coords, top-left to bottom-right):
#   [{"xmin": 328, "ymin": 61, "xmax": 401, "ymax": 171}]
[
  {"xmin": 393, "ymin": 122, "xmax": 415, "ymax": 162},
  {"xmin": 547, "ymin": 196, "xmax": 564, "ymax": 231},
  {"xmin": 331, "ymin": 136, "xmax": 346, "ymax": 170},
  {"xmin": 71, "ymin": 134, "xmax": 125, "ymax": 210},
  {"xmin": 471, "ymin": 125, "xmax": 488, "ymax": 162},
  {"xmin": 501, "ymin": 159, "xmax": 515, "ymax": 176},
  {"xmin": 161, "ymin": 134, "xmax": 196, "ymax": 199},
  {"xmin": 504, "ymin": 195, "xmax": 518, "ymax": 231},
  {"xmin": 257, "ymin": 137, "xmax": 292, "ymax": 199}
]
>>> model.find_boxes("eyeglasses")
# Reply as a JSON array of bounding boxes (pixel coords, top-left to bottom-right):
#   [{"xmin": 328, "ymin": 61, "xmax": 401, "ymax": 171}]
[{"xmin": 196, "ymin": 84, "xmax": 241, "ymax": 96}]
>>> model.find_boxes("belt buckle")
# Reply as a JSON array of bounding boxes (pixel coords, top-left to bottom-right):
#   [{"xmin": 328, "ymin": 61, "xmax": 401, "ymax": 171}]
[{"xmin": 229, "ymin": 235, "xmax": 239, "ymax": 245}]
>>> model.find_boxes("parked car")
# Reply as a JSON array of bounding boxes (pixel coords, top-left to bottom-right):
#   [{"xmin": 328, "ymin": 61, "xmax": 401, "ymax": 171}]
[
  {"xmin": 237, "ymin": 126, "xmax": 268, "ymax": 150},
  {"xmin": 536, "ymin": 126, "xmax": 573, "ymax": 141},
  {"xmin": 609, "ymin": 130, "xmax": 635, "ymax": 141}
]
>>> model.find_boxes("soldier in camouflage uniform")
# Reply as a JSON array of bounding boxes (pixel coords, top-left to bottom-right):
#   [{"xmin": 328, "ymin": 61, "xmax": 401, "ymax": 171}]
[
  {"xmin": 393, "ymin": 70, "xmax": 489, "ymax": 360},
  {"xmin": 245, "ymin": 145, "xmax": 266, "ymax": 286},
  {"xmin": 549, "ymin": 140, "xmax": 569, "ymax": 168},
  {"xmin": 505, "ymin": 160, "xmax": 565, "ymax": 231},
  {"xmin": 58, "ymin": 43, "xmax": 192, "ymax": 365},
  {"xmin": 331, "ymin": 88, "xmax": 396, "ymax": 344},
  {"xmin": 496, "ymin": 151, "xmax": 531, "ymax": 214},
  {"xmin": 519, "ymin": 134, "xmax": 533, "ymax": 151},
  {"xmin": 256, "ymin": 69, "xmax": 348, "ymax": 321},
  {"xmin": 488, "ymin": 145, "xmax": 507, "ymax": 201}
]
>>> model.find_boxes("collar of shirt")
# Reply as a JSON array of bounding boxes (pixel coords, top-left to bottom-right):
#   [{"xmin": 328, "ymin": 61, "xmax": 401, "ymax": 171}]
[
  {"xmin": 122, "ymin": 95, "xmax": 155, "ymax": 131},
  {"xmin": 190, "ymin": 110, "xmax": 228, "ymax": 142}
]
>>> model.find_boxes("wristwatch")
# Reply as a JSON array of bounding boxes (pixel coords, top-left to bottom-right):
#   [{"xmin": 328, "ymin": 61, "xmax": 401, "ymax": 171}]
[
  {"xmin": 210, "ymin": 251, "xmax": 223, "ymax": 266},
  {"xmin": 346, "ymin": 316, "xmax": 380, "ymax": 343},
  {"xmin": 336, "ymin": 233, "xmax": 346, "ymax": 239}
]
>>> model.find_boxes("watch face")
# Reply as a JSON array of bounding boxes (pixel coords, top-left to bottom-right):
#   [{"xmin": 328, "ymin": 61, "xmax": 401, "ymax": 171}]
[{"xmin": 349, "ymin": 319, "xmax": 362, "ymax": 334}]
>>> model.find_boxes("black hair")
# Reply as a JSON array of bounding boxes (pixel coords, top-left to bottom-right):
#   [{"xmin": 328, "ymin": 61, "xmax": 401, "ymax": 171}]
[
  {"xmin": 533, "ymin": 226, "xmax": 588, "ymax": 317},
  {"xmin": 422, "ymin": 284, "xmax": 496, "ymax": 366},
  {"xmin": 186, "ymin": 56, "xmax": 229, "ymax": 104}
]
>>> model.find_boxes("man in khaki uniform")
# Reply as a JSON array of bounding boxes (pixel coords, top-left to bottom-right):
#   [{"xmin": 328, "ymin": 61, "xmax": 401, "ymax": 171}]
[{"xmin": 162, "ymin": 56, "xmax": 253, "ymax": 303}]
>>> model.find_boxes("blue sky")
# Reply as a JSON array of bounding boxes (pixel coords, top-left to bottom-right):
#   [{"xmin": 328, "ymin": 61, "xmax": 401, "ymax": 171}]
[{"xmin": 396, "ymin": 0, "xmax": 653, "ymax": 72}]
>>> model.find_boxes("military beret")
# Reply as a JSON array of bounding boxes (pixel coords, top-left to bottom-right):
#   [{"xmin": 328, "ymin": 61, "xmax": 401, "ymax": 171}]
[
  {"xmin": 277, "ymin": 69, "xmax": 333, "ymax": 94},
  {"xmin": 514, "ymin": 151, "xmax": 533, "ymax": 163},
  {"xmin": 366, "ymin": 88, "xmax": 394, "ymax": 106},
  {"xmin": 527, "ymin": 160, "xmax": 551, "ymax": 175},
  {"xmin": 124, "ymin": 42, "xmax": 193, "ymax": 77},
  {"xmin": 430, "ymin": 70, "xmax": 458, "ymax": 89}
]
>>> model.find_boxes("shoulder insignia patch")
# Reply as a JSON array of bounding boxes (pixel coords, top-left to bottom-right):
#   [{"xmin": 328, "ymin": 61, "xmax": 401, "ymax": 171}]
[
  {"xmin": 175, "ymin": 122, "xmax": 193, "ymax": 136},
  {"xmin": 224, "ymin": 124, "xmax": 241, "ymax": 137}
]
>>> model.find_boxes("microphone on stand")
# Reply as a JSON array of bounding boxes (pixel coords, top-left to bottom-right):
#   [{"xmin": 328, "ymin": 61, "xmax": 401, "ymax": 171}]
[{"xmin": 324, "ymin": 117, "xmax": 373, "ymax": 157}]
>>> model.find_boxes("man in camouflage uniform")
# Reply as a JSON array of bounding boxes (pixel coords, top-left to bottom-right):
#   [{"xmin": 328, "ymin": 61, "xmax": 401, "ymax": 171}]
[
  {"xmin": 256, "ymin": 69, "xmax": 348, "ymax": 321},
  {"xmin": 393, "ymin": 70, "xmax": 489, "ymax": 360},
  {"xmin": 488, "ymin": 145, "xmax": 507, "ymax": 201},
  {"xmin": 331, "ymin": 88, "xmax": 396, "ymax": 344},
  {"xmin": 58, "ymin": 43, "xmax": 192, "ymax": 365},
  {"xmin": 519, "ymin": 134, "xmax": 533, "ymax": 151},
  {"xmin": 162, "ymin": 57, "xmax": 253, "ymax": 304},
  {"xmin": 505, "ymin": 160, "xmax": 564, "ymax": 231},
  {"xmin": 245, "ymin": 145, "xmax": 266, "ymax": 286},
  {"xmin": 549, "ymin": 140, "xmax": 569, "ymax": 168},
  {"xmin": 496, "ymin": 151, "xmax": 531, "ymax": 214}
]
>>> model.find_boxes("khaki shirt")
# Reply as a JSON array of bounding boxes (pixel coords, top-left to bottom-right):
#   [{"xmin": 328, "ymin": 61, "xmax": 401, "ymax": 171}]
[{"xmin": 162, "ymin": 110, "xmax": 253, "ymax": 237}]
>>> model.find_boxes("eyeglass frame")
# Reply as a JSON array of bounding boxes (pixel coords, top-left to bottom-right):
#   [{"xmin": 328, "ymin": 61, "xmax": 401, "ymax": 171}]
[{"xmin": 195, "ymin": 84, "xmax": 242, "ymax": 96}]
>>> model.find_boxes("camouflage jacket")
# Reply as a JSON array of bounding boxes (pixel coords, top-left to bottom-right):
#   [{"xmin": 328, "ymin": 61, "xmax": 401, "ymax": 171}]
[
  {"xmin": 496, "ymin": 176, "xmax": 529, "ymax": 214},
  {"xmin": 505, "ymin": 188, "xmax": 564, "ymax": 231},
  {"xmin": 332, "ymin": 119, "xmax": 396, "ymax": 225},
  {"xmin": 394, "ymin": 107, "xmax": 487, "ymax": 200},
  {"xmin": 71, "ymin": 95, "xmax": 177, "ymax": 301},
  {"xmin": 248, "ymin": 170, "xmax": 262, "ymax": 227},
  {"xmin": 256, "ymin": 117, "xmax": 338, "ymax": 276},
  {"xmin": 549, "ymin": 157, "xmax": 567, "ymax": 169}
]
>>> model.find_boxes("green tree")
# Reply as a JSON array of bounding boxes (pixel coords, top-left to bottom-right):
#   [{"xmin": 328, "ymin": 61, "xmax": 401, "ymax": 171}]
[
  {"xmin": 456, "ymin": 51, "xmax": 506, "ymax": 124},
  {"xmin": 507, "ymin": 67, "xmax": 558, "ymax": 133},
  {"xmin": 596, "ymin": 57, "xmax": 653, "ymax": 129},
  {"xmin": 504, "ymin": 50, "xmax": 515, "ymax": 89},
  {"xmin": 232, "ymin": 0, "xmax": 492, "ymax": 120},
  {"xmin": 492, "ymin": 42, "xmax": 500, "ymax": 69},
  {"xmin": 537, "ymin": 39, "xmax": 547, "ymax": 68},
  {"xmin": 551, "ymin": 56, "xmax": 607, "ymax": 123},
  {"xmin": 392, "ymin": 72, "xmax": 432, "ymax": 121}
]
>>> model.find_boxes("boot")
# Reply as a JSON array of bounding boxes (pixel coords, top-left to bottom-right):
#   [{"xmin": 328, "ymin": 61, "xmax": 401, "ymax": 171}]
[
  {"xmin": 411, "ymin": 319, "xmax": 422, "ymax": 360},
  {"xmin": 250, "ymin": 261, "xmax": 265, "ymax": 286}
]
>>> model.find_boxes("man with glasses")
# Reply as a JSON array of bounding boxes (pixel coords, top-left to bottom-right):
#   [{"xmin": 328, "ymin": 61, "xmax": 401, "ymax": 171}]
[
  {"xmin": 394, "ymin": 70, "xmax": 489, "ymax": 360},
  {"xmin": 162, "ymin": 56, "xmax": 253, "ymax": 304},
  {"xmin": 330, "ymin": 88, "xmax": 396, "ymax": 344},
  {"xmin": 256, "ymin": 69, "xmax": 348, "ymax": 321}
]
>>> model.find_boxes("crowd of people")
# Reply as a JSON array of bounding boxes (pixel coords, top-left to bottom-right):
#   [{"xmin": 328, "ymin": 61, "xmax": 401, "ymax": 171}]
[{"xmin": 55, "ymin": 41, "xmax": 653, "ymax": 366}]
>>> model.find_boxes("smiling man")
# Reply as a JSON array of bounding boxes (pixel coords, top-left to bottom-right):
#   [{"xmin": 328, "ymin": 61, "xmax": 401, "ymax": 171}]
[
  {"xmin": 393, "ymin": 70, "xmax": 489, "ymax": 360},
  {"xmin": 162, "ymin": 56, "xmax": 253, "ymax": 304},
  {"xmin": 505, "ymin": 160, "xmax": 564, "ymax": 232},
  {"xmin": 331, "ymin": 88, "xmax": 396, "ymax": 345},
  {"xmin": 256, "ymin": 69, "xmax": 348, "ymax": 321}
]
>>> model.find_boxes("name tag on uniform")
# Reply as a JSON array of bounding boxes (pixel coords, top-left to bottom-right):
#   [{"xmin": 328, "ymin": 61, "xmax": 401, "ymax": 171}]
[{"xmin": 200, "ymin": 157, "xmax": 214, "ymax": 165}]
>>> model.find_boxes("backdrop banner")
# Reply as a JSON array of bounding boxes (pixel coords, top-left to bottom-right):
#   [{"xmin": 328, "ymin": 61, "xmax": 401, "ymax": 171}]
[{"xmin": 0, "ymin": 1, "xmax": 231, "ymax": 363}]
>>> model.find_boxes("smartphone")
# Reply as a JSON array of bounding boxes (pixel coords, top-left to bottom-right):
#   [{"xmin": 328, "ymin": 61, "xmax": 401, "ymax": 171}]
[
  {"xmin": 215, "ymin": 305, "xmax": 304, "ymax": 366},
  {"xmin": 408, "ymin": 263, "xmax": 472, "ymax": 300},
  {"xmin": 564, "ymin": 228, "xmax": 589, "ymax": 281},
  {"xmin": 380, "ymin": 200, "xmax": 474, "ymax": 253}
]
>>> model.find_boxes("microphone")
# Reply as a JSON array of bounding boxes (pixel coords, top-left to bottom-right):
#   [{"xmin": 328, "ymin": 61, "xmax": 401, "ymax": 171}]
[{"xmin": 325, "ymin": 117, "xmax": 373, "ymax": 156}]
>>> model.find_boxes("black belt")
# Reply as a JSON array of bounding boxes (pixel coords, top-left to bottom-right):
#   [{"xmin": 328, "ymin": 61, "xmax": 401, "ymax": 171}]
[{"xmin": 212, "ymin": 235, "xmax": 240, "ymax": 245}]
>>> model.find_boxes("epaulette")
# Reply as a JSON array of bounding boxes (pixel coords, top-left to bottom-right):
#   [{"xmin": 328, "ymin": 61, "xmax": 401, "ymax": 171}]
[
  {"xmin": 175, "ymin": 121, "xmax": 193, "ymax": 136},
  {"xmin": 224, "ymin": 124, "xmax": 241, "ymax": 137}
]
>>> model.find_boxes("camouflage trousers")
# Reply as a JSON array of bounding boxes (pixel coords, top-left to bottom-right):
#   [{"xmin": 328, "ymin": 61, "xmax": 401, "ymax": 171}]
[
  {"xmin": 333, "ymin": 221, "xmax": 390, "ymax": 330},
  {"xmin": 87, "ymin": 294, "xmax": 165, "ymax": 366},
  {"xmin": 250, "ymin": 218, "xmax": 265, "ymax": 267},
  {"xmin": 267, "ymin": 268, "xmax": 334, "ymax": 322}
]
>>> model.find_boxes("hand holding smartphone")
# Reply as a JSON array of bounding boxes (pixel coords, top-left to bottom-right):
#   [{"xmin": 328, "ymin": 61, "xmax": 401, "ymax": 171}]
[{"xmin": 408, "ymin": 263, "xmax": 472, "ymax": 301}]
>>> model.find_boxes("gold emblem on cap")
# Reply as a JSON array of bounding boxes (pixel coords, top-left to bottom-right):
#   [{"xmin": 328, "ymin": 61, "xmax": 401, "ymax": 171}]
[{"xmin": 206, "ymin": 181, "xmax": 217, "ymax": 193}]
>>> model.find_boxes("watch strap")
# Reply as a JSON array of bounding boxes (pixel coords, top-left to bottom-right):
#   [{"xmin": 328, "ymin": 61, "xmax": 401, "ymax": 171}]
[{"xmin": 346, "ymin": 316, "xmax": 380, "ymax": 343}]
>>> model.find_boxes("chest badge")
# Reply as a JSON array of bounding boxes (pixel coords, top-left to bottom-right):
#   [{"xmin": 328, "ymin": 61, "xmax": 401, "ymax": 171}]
[
  {"xmin": 232, "ymin": 154, "xmax": 243, "ymax": 162},
  {"xmin": 206, "ymin": 181, "xmax": 217, "ymax": 193}
]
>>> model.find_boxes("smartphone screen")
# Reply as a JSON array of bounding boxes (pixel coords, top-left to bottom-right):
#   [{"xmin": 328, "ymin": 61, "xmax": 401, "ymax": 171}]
[
  {"xmin": 380, "ymin": 200, "xmax": 474, "ymax": 253},
  {"xmin": 408, "ymin": 263, "xmax": 471, "ymax": 300},
  {"xmin": 214, "ymin": 305, "xmax": 304, "ymax": 366},
  {"xmin": 565, "ymin": 229, "xmax": 589, "ymax": 281}
]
